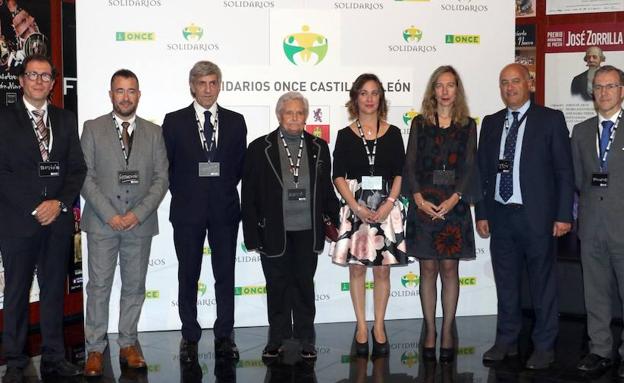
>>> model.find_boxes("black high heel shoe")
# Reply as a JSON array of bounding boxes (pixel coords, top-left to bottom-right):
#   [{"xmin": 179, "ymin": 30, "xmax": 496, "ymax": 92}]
[
  {"xmin": 353, "ymin": 328, "xmax": 369, "ymax": 357},
  {"xmin": 371, "ymin": 328, "xmax": 389, "ymax": 356},
  {"xmin": 439, "ymin": 347, "xmax": 455, "ymax": 363}
]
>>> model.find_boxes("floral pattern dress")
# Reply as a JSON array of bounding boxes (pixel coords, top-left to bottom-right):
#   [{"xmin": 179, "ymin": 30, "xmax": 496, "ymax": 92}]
[
  {"xmin": 404, "ymin": 115, "xmax": 479, "ymax": 260},
  {"xmin": 330, "ymin": 125, "xmax": 413, "ymax": 266}
]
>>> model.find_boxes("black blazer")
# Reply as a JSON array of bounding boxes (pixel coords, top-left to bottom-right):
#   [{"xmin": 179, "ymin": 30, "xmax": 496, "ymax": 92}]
[
  {"xmin": 0, "ymin": 100, "xmax": 87, "ymax": 237},
  {"xmin": 162, "ymin": 103, "xmax": 247, "ymax": 226},
  {"xmin": 241, "ymin": 129, "xmax": 340, "ymax": 257},
  {"xmin": 475, "ymin": 103, "xmax": 574, "ymax": 234},
  {"xmin": 570, "ymin": 70, "xmax": 593, "ymax": 101}
]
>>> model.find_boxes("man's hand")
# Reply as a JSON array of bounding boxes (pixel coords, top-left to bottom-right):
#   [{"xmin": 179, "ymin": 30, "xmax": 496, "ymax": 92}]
[
  {"xmin": 107, "ymin": 215, "xmax": 126, "ymax": 231},
  {"xmin": 34, "ymin": 199, "xmax": 60, "ymax": 226},
  {"xmin": 552, "ymin": 221, "xmax": 571, "ymax": 237},
  {"xmin": 121, "ymin": 212, "xmax": 140, "ymax": 231},
  {"xmin": 476, "ymin": 220, "xmax": 490, "ymax": 238}
]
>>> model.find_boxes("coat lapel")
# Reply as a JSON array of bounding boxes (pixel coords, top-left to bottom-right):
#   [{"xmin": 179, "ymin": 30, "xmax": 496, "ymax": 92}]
[{"xmin": 264, "ymin": 129, "xmax": 283, "ymax": 187}]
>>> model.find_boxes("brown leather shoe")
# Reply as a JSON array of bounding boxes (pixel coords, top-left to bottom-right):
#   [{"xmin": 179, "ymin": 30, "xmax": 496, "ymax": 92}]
[
  {"xmin": 84, "ymin": 351, "xmax": 103, "ymax": 377},
  {"xmin": 119, "ymin": 345, "xmax": 147, "ymax": 368}
]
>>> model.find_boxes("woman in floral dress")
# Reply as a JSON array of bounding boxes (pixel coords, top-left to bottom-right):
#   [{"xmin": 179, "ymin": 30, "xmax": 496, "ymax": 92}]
[
  {"xmin": 404, "ymin": 65, "xmax": 478, "ymax": 363},
  {"xmin": 331, "ymin": 73, "xmax": 411, "ymax": 357}
]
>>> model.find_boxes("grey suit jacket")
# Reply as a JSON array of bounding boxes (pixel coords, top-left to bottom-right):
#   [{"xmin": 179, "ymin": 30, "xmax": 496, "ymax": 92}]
[
  {"xmin": 80, "ymin": 113, "xmax": 169, "ymax": 237},
  {"xmin": 571, "ymin": 114, "xmax": 624, "ymax": 243}
]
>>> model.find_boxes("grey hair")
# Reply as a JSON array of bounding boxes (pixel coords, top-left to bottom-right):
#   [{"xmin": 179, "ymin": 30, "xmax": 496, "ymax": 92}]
[
  {"xmin": 275, "ymin": 91, "xmax": 309, "ymax": 118},
  {"xmin": 189, "ymin": 60, "xmax": 222, "ymax": 97},
  {"xmin": 594, "ymin": 65, "xmax": 624, "ymax": 86}
]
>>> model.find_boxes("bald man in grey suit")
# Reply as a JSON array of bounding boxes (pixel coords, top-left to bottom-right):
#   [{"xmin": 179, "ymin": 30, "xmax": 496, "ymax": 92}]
[
  {"xmin": 80, "ymin": 69, "xmax": 169, "ymax": 377},
  {"xmin": 573, "ymin": 65, "xmax": 624, "ymax": 377}
]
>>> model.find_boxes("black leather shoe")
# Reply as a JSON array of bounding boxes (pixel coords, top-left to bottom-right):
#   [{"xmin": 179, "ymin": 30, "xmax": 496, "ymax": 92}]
[
  {"xmin": 525, "ymin": 350, "xmax": 554, "ymax": 370},
  {"xmin": 215, "ymin": 337, "xmax": 240, "ymax": 360},
  {"xmin": 262, "ymin": 344, "xmax": 282, "ymax": 359},
  {"xmin": 40, "ymin": 359, "xmax": 82, "ymax": 377},
  {"xmin": 482, "ymin": 343, "xmax": 518, "ymax": 363},
  {"xmin": 618, "ymin": 361, "xmax": 624, "ymax": 378},
  {"xmin": 439, "ymin": 347, "xmax": 455, "ymax": 363},
  {"xmin": 576, "ymin": 353, "xmax": 612, "ymax": 373},
  {"xmin": 180, "ymin": 338, "xmax": 199, "ymax": 364},
  {"xmin": 421, "ymin": 347, "xmax": 436, "ymax": 361},
  {"xmin": 371, "ymin": 328, "xmax": 389, "ymax": 356},
  {"xmin": 300, "ymin": 343, "xmax": 318, "ymax": 360},
  {"xmin": 2, "ymin": 367, "xmax": 23, "ymax": 383}
]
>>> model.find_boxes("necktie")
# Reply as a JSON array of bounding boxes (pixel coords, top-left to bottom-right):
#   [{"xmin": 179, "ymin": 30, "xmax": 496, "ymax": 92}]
[
  {"xmin": 203, "ymin": 110, "xmax": 215, "ymax": 160},
  {"xmin": 32, "ymin": 109, "xmax": 49, "ymax": 161},
  {"xmin": 121, "ymin": 121, "xmax": 131, "ymax": 154},
  {"xmin": 599, "ymin": 120, "xmax": 614, "ymax": 169},
  {"xmin": 499, "ymin": 111, "xmax": 520, "ymax": 202}
]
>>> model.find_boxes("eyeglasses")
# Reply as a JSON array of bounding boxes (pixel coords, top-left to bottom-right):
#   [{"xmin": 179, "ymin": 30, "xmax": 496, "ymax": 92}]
[
  {"xmin": 592, "ymin": 83, "xmax": 623, "ymax": 92},
  {"xmin": 23, "ymin": 71, "xmax": 54, "ymax": 82}
]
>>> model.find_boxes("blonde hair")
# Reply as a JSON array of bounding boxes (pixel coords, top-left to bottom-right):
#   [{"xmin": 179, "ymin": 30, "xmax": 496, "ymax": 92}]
[{"xmin": 420, "ymin": 65, "xmax": 470, "ymax": 126}]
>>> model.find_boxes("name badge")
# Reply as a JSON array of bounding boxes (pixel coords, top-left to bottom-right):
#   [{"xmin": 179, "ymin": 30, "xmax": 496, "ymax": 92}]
[
  {"xmin": 592, "ymin": 172, "xmax": 608, "ymax": 187},
  {"xmin": 361, "ymin": 176, "xmax": 383, "ymax": 190},
  {"xmin": 118, "ymin": 170, "xmax": 140, "ymax": 185},
  {"xmin": 433, "ymin": 169, "xmax": 455, "ymax": 185},
  {"xmin": 288, "ymin": 188, "xmax": 307, "ymax": 201},
  {"xmin": 497, "ymin": 159, "xmax": 511, "ymax": 173},
  {"xmin": 199, "ymin": 162, "xmax": 220, "ymax": 177},
  {"xmin": 39, "ymin": 161, "xmax": 60, "ymax": 177}
]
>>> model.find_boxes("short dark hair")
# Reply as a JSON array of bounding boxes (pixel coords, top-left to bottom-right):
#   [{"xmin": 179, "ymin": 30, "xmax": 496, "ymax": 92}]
[
  {"xmin": 594, "ymin": 65, "xmax": 624, "ymax": 86},
  {"xmin": 110, "ymin": 69, "xmax": 140, "ymax": 89},
  {"xmin": 19, "ymin": 54, "xmax": 57, "ymax": 78}
]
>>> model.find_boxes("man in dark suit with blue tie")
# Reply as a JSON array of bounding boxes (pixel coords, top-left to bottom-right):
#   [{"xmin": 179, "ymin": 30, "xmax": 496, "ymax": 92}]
[
  {"xmin": 162, "ymin": 61, "xmax": 247, "ymax": 362},
  {"xmin": 476, "ymin": 63, "xmax": 574, "ymax": 369}
]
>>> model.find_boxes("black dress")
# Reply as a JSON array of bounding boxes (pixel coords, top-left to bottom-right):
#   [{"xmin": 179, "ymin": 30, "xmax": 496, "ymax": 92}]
[
  {"xmin": 330, "ymin": 124, "xmax": 412, "ymax": 266},
  {"xmin": 404, "ymin": 115, "xmax": 478, "ymax": 260}
]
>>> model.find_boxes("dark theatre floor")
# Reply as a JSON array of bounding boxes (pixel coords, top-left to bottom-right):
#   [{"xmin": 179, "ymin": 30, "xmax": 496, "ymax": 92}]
[{"xmin": 1, "ymin": 314, "xmax": 623, "ymax": 382}]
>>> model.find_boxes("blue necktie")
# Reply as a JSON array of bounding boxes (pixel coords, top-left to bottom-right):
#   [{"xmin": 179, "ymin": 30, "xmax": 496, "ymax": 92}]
[
  {"xmin": 203, "ymin": 110, "xmax": 215, "ymax": 160},
  {"xmin": 599, "ymin": 120, "xmax": 614, "ymax": 170},
  {"xmin": 500, "ymin": 111, "xmax": 520, "ymax": 202}
]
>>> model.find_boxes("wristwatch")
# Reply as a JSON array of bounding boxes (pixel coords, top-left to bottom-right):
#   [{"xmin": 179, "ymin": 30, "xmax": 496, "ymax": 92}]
[
  {"xmin": 455, "ymin": 192, "xmax": 463, "ymax": 200},
  {"xmin": 58, "ymin": 201, "xmax": 68, "ymax": 213}
]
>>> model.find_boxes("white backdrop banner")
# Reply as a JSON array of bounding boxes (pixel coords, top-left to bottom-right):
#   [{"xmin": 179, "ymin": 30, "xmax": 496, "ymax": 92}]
[{"xmin": 76, "ymin": 0, "xmax": 512, "ymax": 332}]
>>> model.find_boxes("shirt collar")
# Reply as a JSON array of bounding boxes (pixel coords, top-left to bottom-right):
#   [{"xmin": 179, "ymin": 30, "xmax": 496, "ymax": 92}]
[
  {"xmin": 193, "ymin": 100, "xmax": 218, "ymax": 119},
  {"xmin": 507, "ymin": 99, "xmax": 531, "ymax": 120},
  {"xmin": 598, "ymin": 109, "xmax": 622, "ymax": 125},
  {"xmin": 113, "ymin": 113, "xmax": 136, "ymax": 126},
  {"xmin": 23, "ymin": 97, "xmax": 48, "ymax": 117}
]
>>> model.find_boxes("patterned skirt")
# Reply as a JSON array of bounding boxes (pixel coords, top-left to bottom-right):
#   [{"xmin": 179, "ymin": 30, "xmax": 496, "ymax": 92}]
[{"xmin": 330, "ymin": 179, "xmax": 413, "ymax": 266}]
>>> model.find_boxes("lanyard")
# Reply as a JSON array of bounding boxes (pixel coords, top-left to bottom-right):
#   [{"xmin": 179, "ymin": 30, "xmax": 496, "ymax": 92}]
[
  {"xmin": 597, "ymin": 109, "xmax": 622, "ymax": 171},
  {"xmin": 279, "ymin": 129, "xmax": 305, "ymax": 188},
  {"xmin": 112, "ymin": 114, "xmax": 132, "ymax": 165},
  {"xmin": 195, "ymin": 111, "xmax": 218, "ymax": 160},
  {"xmin": 27, "ymin": 110, "xmax": 52, "ymax": 154},
  {"xmin": 356, "ymin": 119, "xmax": 380, "ymax": 176}
]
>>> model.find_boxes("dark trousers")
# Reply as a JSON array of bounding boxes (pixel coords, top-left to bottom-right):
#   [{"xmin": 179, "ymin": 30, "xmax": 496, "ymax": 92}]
[
  {"xmin": 489, "ymin": 204, "xmax": 558, "ymax": 351},
  {"xmin": 173, "ymin": 222, "xmax": 237, "ymax": 341},
  {"xmin": 0, "ymin": 229, "xmax": 71, "ymax": 368},
  {"xmin": 260, "ymin": 230, "xmax": 317, "ymax": 346}
]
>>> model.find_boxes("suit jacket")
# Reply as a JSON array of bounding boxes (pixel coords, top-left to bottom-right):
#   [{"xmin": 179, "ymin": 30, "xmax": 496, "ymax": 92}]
[
  {"xmin": 0, "ymin": 100, "xmax": 86, "ymax": 237},
  {"xmin": 162, "ymin": 103, "xmax": 247, "ymax": 226},
  {"xmin": 242, "ymin": 129, "xmax": 340, "ymax": 257},
  {"xmin": 80, "ymin": 113, "xmax": 169, "ymax": 237},
  {"xmin": 571, "ymin": 70, "xmax": 593, "ymax": 101},
  {"xmin": 572, "ymin": 114, "xmax": 624, "ymax": 243},
  {"xmin": 475, "ymin": 103, "xmax": 574, "ymax": 234}
]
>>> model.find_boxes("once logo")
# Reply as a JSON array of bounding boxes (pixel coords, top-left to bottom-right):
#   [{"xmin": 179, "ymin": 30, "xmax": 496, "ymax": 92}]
[
  {"xmin": 403, "ymin": 109, "xmax": 419, "ymax": 126},
  {"xmin": 145, "ymin": 290, "xmax": 160, "ymax": 299},
  {"xmin": 115, "ymin": 32, "xmax": 155, "ymax": 41},
  {"xmin": 400, "ymin": 272, "xmax": 419, "ymax": 288},
  {"xmin": 183, "ymin": 24, "xmax": 203, "ymax": 42},
  {"xmin": 445, "ymin": 34, "xmax": 480, "ymax": 44},
  {"xmin": 459, "ymin": 277, "xmax": 477, "ymax": 286},
  {"xmin": 341, "ymin": 281, "xmax": 374, "ymax": 291},
  {"xmin": 283, "ymin": 25, "xmax": 328, "ymax": 65},
  {"xmin": 403, "ymin": 26, "xmax": 423, "ymax": 42},
  {"xmin": 198, "ymin": 282, "xmax": 208, "ymax": 296},
  {"xmin": 234, "ymin": 285, "xmax": 267, "ymax": 296}
]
